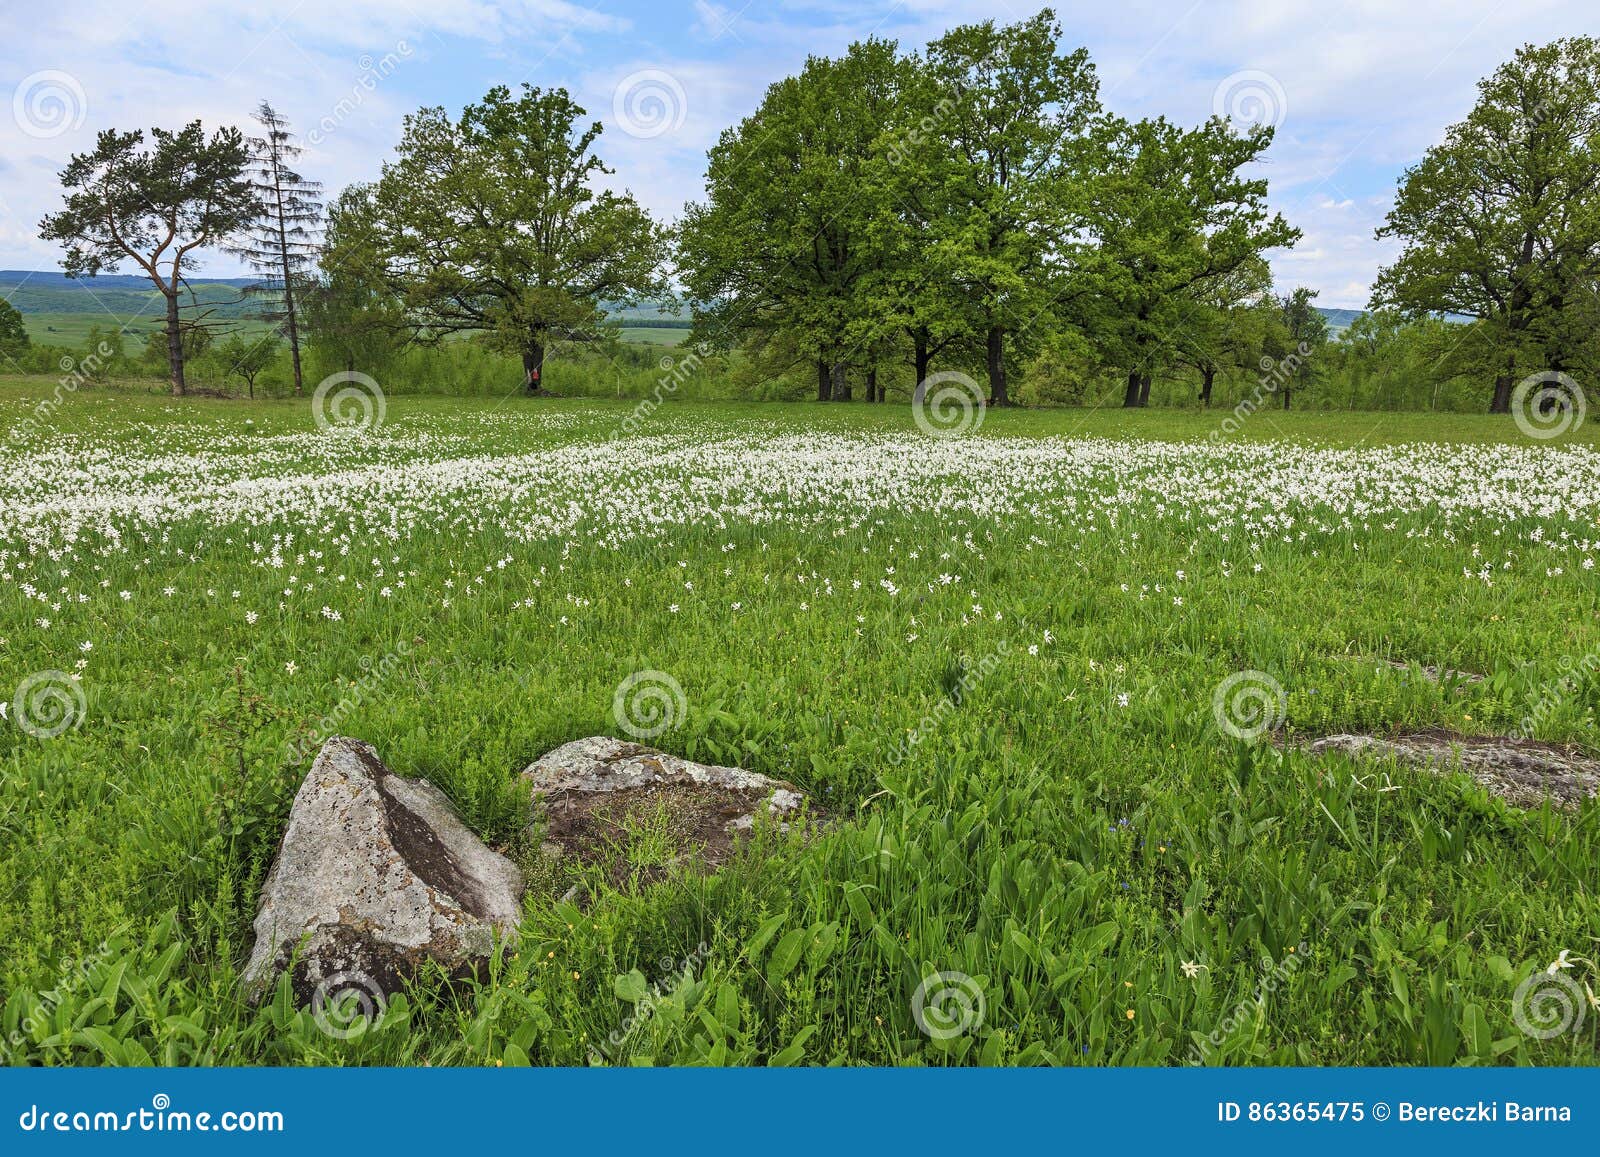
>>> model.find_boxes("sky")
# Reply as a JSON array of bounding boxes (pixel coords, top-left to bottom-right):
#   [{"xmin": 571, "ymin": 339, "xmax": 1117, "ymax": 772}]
[{"xmin": 0, "ymin": 0, "xmax": 1594, "ymax": 308}]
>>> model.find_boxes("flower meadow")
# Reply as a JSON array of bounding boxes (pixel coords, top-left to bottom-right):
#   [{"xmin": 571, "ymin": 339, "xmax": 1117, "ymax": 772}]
[{"xmin": 2, "ymin": 386, "xmax": 1598, "ymax": 1066}]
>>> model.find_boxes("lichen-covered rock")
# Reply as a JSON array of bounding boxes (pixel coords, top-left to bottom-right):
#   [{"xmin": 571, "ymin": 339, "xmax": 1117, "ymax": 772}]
[
  {"xmin": 523, "ymin": 737, "xmax": 810, "ymax": 883},
  {"xmin": 1304, "ymin": 731, "xmax": 1600, "ymax": 810},
  {"xmin": 243, "ymin": 737, "xmax": 523, "ymax": 1002}
]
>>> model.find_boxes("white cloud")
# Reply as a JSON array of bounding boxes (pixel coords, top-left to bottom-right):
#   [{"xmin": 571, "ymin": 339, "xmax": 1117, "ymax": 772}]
[{"xmin": 2, "ymin": 0, "xmax": 1595, "ymax": 307}]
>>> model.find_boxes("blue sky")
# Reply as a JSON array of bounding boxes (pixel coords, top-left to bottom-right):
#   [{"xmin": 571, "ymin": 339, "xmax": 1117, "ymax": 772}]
[{"xmin": 2, "ymin": 0, "xmax": 1595, "ymax": 307}]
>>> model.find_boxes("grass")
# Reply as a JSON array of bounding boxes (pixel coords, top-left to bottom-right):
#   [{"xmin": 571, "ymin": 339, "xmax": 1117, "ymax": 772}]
[
  {"xmin": 1, "ymin": 379, "xmax": 1597, "ymax": 1067},
  {"xmin": 618, "ymin": 326, "xmax": 688, "ymax": 347},
  {"xmin": 19, "ymin": 313, "xmax": 278, "ymax": 353},
  {"xmin": 17, "ymin": 313, "xmax": 685, "ymax": 355}
]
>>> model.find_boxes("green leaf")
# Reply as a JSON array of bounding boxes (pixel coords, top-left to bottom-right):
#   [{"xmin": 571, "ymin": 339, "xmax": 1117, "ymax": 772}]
[
  {"xmin": 613, "ymin": 969, "xmax": 649, "ymax": 1003},
  {"xmin": 766, "ymin": 929, "xmax": 808, "ymax": 986}
]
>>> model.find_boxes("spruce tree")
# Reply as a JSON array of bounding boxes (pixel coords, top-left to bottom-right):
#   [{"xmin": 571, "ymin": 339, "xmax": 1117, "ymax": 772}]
[{"xmin": 233, "ymin": 102, "xmax": 322, "ymax": 394}]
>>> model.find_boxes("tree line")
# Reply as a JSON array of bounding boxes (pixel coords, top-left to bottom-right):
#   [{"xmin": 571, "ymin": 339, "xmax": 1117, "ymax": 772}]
[{"xmin": 30, "ymin": 12, "xmax": 1600, "ymax": 414}]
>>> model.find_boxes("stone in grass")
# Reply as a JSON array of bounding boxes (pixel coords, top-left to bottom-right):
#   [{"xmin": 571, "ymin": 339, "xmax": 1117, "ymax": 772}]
[
  {"xmin": 522, "ymin": 736, "xmax": 811, "ymax": 887},
  {"xmin": 1304, "ymin": 731, "xmax": 1599, "ymax": 810},
  {"xmin": 1378, "ymin": 659, "xmax": 1486, "ymax": 685},
  {"xmin": 243, "ymin": 737, "xmax": 523, "ymax": 1004}
]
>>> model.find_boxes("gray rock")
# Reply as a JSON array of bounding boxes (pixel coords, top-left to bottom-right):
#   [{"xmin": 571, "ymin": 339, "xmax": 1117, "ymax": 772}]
[
  {"xmin": 523, "ymin": 737, "xmax": 810, "ymax": 880},
  {"xmin": 244, "ymin": 737, "xmax": 523, "ymax": 1003},
  {"xmin": 1304, "ymin": 732, "xmax": 1600, "ymax": 810},
  {"xmin": 1379, "ymin": 659, "xmax": 1486, "ymax": 685}
]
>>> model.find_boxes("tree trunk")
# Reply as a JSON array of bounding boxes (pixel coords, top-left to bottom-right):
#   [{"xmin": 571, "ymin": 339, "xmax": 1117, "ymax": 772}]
[
  {"xmin": 986, "ymin": 325, "xmax": 1008, "ymax": 406},
  {"xmin": 1199, "ymin": 365, "xmax": 1215, "ymax": 406},
  {"xmin": 284, "ymin": 284, "xmax": 304, "ymax": 395},
  {"xmin": 1137, "ymin": 373, "xmax": 1153, "ymax": 407},
  {"xmin": 522, "ymin": 338, "xmax": 546, "ymax": 394},
  {"xmin": 1282, "ymin": 385, "xmax": 1292, "ymax": 410},
  {"xmin": 266, "ymin": 143, "xmax": 306, "ymax": 396},
  {"xmin": 164, "ymin": 291, "xmax": 186, "ymax": 397},
  {"xmin": 817, "ymin": 359, "xmax": 830, "ymax": 403},
  {"xmin": 831, "ymin": 360, "xmax": 850, "ymax": 402},
  {"xmin": 1122, "ymin": 369, "xmax": 1142, "ymax": 408},
  {"xmin": 1489, "ymin": 374, "xmax": 1513, "ymax": 413},
  {"xmin": 866, "ymin": 368, "xmax": 878, "ymax": 403},
  {"xmin": 913, "ymin": 334, "xmax": 930, "ymax": 388}
]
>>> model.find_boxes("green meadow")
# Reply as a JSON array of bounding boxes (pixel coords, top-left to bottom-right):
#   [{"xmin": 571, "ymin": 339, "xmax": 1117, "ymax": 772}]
[{"xmin": 1, "ymin": 383, "xmax": 1597, "ymax": 1066}]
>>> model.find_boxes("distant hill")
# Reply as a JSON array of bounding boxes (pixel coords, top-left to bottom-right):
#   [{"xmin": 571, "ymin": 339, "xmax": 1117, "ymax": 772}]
[
  {"xmin": 1, "ymin": 270, "xmax": 261, "ymax": 322},
  {"xmin": 0, "ymin": 273, "xmax": 1436, "ymax": 350},
  {"xmin": 1316, "ymin": 307, "xmax": 1363, "ymax": 334},
  {"xmin": 1, "ymin": 270, "xmax": 688, "ymax": 351},
  {"xmin": 0, "ymin": 269, "xmax": 258, "ymax": 292}
]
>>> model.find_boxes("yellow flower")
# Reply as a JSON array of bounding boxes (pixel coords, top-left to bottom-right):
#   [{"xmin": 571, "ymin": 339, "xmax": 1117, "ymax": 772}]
[
  {"xmin": 572, "ymin": 971, "xmax": 581, "ymax": 980},
  {"xmin": 1125, "ymin": 1009, "xmax": 1135, "ymax": 1020}
]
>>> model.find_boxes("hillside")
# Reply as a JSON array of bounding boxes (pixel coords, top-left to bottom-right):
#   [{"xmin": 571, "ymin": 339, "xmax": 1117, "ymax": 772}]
[{"xmin": 3, "ymin": 270, "xmax": 1363, "ymax": 351}]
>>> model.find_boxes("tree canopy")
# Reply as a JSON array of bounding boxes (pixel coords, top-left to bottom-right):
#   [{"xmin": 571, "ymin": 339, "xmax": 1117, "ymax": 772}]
[
  {"xmin": 39, "ymin": 122, "xmax": 255, "ymax": 395},
  {"xmin": 1374, "ymin": 36, "xmax": 1600, "ymax": 411},
  {"xmin": 355, "ymin": 84, "xmax": 670, "ymax": 392}
]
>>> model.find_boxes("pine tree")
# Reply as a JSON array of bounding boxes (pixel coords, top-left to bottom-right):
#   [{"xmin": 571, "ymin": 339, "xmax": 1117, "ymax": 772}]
[{"xmin": 233, "ymin": 102, "xmax": 322, "ymax": 394}]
